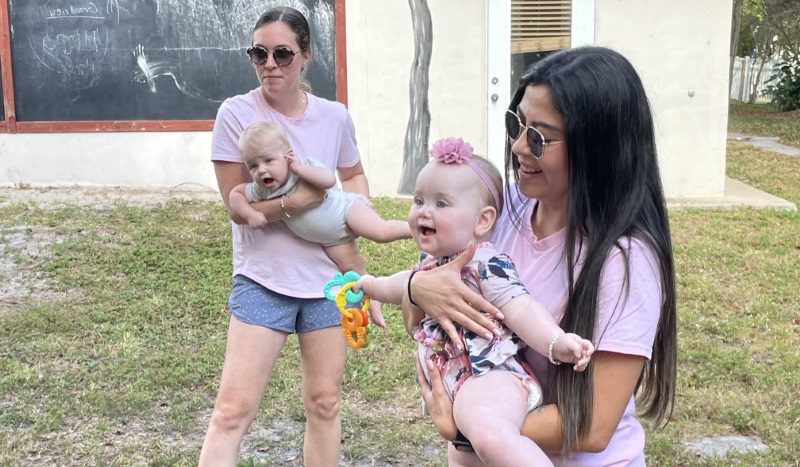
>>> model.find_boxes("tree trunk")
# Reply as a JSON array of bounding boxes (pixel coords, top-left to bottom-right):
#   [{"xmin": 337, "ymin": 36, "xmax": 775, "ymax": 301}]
[
  {"xmin": 729, "ymin": 0, "xmax": 744, "ymax": 95},
  {"xmin": 398, "ymin": 0, "xmax": 432, "ymax": 194},
  {"xmin": 748, "ymin": 58, "xmax": 768, "ymax": 103}
]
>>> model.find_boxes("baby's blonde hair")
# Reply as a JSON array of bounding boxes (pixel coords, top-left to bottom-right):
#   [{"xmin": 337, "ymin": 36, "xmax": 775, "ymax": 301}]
[{"xmin": 238, "ymin": 121, "xmax": 291, "ymax": 160}]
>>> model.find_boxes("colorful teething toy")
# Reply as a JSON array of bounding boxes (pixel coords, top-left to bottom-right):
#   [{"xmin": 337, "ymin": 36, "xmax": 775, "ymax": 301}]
[{"xmin": 324, "ymin": 271, "xmax": 371, "ymax": 349}]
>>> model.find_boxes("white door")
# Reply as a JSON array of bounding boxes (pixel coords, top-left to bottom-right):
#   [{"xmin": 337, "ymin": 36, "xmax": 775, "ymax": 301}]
[
  {"xmin": 485, "ymin": 0, "xmax": 595, "ymax": 174},
  {"xmin": 486, "ymin": 0, "xmax": 511, "ymax": 173}
]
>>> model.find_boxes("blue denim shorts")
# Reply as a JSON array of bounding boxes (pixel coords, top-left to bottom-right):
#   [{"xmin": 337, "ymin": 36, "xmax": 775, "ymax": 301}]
[{"xmin": 228, "ymin": 275, "xmax": 341, "ymax": 333}]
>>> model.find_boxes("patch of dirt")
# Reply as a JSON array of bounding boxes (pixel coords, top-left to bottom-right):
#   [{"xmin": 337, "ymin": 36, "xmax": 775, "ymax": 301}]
[
  {"xmin": 0, "ymin": 185, "xmax": 220, "ymax": 313},
  {"xmin": 0, "ymin": 225, "xmax": 71, "ymax": 313},
  {"xmin": 2, "ymin": 406, "xmax": 443, "ymax": 466}
]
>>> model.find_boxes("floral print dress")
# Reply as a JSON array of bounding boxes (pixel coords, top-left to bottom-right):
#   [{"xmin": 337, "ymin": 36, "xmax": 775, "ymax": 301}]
[{"xmin": 414, "ymin": 242, "xmax": 542, "ymax": 407}]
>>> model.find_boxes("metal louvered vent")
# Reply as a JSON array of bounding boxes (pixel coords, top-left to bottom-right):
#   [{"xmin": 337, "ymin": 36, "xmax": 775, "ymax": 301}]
[{"xmin": 511, "ymin": 0, "xmax": 571, "ymax": 53}]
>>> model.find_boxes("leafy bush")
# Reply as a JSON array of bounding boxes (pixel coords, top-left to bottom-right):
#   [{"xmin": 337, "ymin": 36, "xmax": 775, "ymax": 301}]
[{"xmin": 766, "ymin": 54, "xmax": 800, "ymax": 111}]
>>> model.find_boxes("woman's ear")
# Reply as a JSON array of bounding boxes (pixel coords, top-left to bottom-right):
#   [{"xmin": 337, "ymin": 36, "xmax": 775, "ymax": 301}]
[{"xmin": 474, "ymin": 206, "xmax": 497, "ymax": 237}]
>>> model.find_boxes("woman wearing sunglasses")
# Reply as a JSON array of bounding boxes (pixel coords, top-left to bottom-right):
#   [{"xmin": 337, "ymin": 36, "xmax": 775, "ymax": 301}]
[
  {"xmin": 200, "ymin": 6, "xmax": 372, "ymax": 466},
  {"xmin": 407, "ymin": 46, "xmax": 677, "ymax": 466}
]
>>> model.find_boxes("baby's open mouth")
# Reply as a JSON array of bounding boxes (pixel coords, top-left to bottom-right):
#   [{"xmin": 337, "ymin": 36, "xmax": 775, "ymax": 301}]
[{"xmin": 420, "ymin": 226, "xmax": 436, "ymax": 236}]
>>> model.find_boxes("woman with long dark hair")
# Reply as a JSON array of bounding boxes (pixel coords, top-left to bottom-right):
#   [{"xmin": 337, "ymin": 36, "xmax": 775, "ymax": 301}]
[{"xmin": 408, "ymin": 46, "xmax": 677, "ymax": 465}]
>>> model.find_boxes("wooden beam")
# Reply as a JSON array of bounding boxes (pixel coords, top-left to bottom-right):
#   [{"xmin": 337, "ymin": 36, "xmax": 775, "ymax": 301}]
[
  {"xmin": 336, "ymin": 0, "xmax": 348, "ymax": 107},
  {"xmin": 0, "ymin": 0, "xmax": 16, "ymax": 132},
  {"xmin": 15, "ymin": 120, "xmax": 213, "ymax": 133}
]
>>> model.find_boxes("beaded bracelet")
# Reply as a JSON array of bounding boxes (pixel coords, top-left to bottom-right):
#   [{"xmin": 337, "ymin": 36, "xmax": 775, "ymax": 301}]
[{"xmin": 547, "ymin": 331, "xmax": 565, "ymax": 365}]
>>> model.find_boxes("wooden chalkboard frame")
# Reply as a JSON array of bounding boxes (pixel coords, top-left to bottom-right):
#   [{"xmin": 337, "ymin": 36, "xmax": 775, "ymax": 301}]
[
  {"xmin": 0, "ymin": 0, "xmax": 347, "ymax": 133},
  {"xmin": 0, "ymin": 0, "xmax": 12, "ymax": 132}
]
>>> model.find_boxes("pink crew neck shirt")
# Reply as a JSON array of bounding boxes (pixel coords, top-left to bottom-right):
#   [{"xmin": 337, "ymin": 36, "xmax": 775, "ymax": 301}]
[
  {"xmin": 211, "ymin": 88, "xmax": 360, "ymax": 297},
  {"xmin": 491, "ymin": 187, "xmax": 663, "ymax": 466}
]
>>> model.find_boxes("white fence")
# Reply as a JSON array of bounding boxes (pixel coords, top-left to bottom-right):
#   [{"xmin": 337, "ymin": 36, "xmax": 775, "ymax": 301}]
[{"xmin": 730, "ymin": 56, "xmax": 780, "ymax": 103}]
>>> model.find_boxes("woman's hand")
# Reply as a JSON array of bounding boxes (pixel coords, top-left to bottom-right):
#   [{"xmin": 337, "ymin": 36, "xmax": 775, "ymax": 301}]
[
  {"xmin": 416, "ymin": 357, "xmax": 457, "ymax": 441},
  {"xmin": 284, "ymin": 179, "xmax": 325, "ymax": 214},
  {"xmin": 408, "ymin": 242, "xmax": 502, "ymax": 344}
]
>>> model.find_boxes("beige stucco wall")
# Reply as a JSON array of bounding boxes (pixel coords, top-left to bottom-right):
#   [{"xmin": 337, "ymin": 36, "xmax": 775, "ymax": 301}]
[
  {"xmin": 0, "ymin": 1, "xmax": 487, "ymax": 196},
  {"xmin": 0, "ymin": 131, "xmax": 217, "ymax": 190},
  {"xmin": 1, "ymin": 0, "xmax": 731, "ymax": 201},
  {"xmin": 595, "ymin": 0, "xmax": 732, "ymax": 198},
  {"xmin": 346, "ymin": 0, "xmax": 487, "ymax": 196}
]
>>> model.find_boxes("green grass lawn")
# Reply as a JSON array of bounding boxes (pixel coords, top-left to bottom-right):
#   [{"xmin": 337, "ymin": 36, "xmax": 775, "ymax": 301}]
[
  {"xmin": 728, "ymin": 100, "xmax": 800, "ymax": 147},
  {"xmin": 1, "ymin": 109, "xmax": 798, "ymax": 465}
]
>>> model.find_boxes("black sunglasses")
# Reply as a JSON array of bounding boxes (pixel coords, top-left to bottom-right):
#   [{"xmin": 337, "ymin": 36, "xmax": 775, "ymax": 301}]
[
  {"xmin": 246, "ymin": 45, "xmax": 297, "ymax": 67},
  {"xmin": 505, "ymin": 110, "xmax": 564, "ymax": 159}
]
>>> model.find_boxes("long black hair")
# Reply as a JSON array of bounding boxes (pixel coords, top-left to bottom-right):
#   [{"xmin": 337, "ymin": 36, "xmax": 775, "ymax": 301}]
[{"xmin": 504, "ymin": 46, "xmax": 677, "ymax": 452}]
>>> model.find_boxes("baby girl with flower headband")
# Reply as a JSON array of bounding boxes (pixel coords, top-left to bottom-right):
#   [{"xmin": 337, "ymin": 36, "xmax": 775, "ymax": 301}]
[{"xmin": 355, "ymin": 137, "xmax": 594, "ymax": 466}]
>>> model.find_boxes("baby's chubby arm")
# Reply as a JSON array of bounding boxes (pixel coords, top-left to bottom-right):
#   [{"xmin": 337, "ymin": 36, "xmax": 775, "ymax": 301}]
[
  {"xmin": 354, "ymin": 271, "xmax": 410, "ymax": 306},
  {"xmin": 287, "ymin": 151, "xmax": 336, "ymax": 189},
  {"xmin": 229, "ymin": 183, "xmax": 268, "ymax": 229},
  {"xmin": 501, "ymin": 294, "xmax": 594, "ymax": 371},
  {"xmin": 355, "ymin": 271, "xmax": 423, "ymax": 334}
]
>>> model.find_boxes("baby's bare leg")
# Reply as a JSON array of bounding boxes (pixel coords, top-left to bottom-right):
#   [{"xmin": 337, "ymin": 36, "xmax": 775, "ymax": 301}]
[
  {"xmin": 325, "ymin": 240, "xmax": 365, "ymax": 274},
  {"xmin": 453, "ymin": 371, "xmax": 552, "ymax": 467},
  {"xmin": 346, "ymin": 201, "xmax": 410, "ymax": 243}
]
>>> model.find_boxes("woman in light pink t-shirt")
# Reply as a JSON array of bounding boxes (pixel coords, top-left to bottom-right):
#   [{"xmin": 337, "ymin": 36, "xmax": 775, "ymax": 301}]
[
  {"xmin": 199, "ymin": 7, "xmax": 373, "ymax": 467},
  {"xmin": 406, "ymin": 47, "xmax": 677, "ymax": 466}
]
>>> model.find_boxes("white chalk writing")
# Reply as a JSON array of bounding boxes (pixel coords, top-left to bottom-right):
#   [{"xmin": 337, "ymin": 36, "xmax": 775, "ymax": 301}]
[{"xmin": 48, "ymin": 2, "xmax": 101, "ymax": 19}]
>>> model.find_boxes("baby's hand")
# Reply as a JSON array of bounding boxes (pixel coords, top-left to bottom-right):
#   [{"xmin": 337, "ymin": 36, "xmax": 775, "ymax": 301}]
[
  {"xmin": 286, "ymin": 153, "xmax": 300, "ymax": 174},
  {"xmin": 553, "ymin": 333, "xmax": 595, "ymax": 372},
  {"xmin": 353, "ymin": 275, "xmax": 386, "ymax": 329},
  {"xmin": 368, "ymin": 300, "xmax": 387, "ymax": 329},
  {"xmin": 353, "ymin": 274, "xmax": 375, "ymax": 296},
  {"xmin": 246, "ymin": 212, "xmax": 268, "ymax": 229}
]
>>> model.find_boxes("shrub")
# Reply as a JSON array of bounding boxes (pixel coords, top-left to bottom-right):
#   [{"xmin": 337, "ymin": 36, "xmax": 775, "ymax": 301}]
[{"xmin": 766, "ymin": 54, "xmax": 800, "ymax": 111}]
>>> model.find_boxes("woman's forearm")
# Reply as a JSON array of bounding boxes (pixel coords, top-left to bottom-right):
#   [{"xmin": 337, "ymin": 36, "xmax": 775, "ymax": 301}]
[
  {"xmin": 338, "ymin": 162, "xmax": 370, "ymax": 198},
  {"xmin": 263, "ymin": 181, "xmax": 326, "ymax": 221},
  {"xmin": 521, "ymin": 352, "xmax": 646, "ymax": 454},
  {"xmin": 341, "ymin": 172, "xmax": 369, "ymax": 197},
  {"xmin": 214, "ymin": 161, "xmax": 251, "ymax": 224},
  {"xmin": 248, "ymin": 197, "xmax": 286, "ymax": 222},
  {"xmin": 521, "ymin": 403, "xmax": 565, "ymax": 453}
]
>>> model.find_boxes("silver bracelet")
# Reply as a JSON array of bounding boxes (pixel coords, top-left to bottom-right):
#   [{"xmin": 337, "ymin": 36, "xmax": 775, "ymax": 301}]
[
  {"xmin": 280, "ymin": 194, "xmax": 291, "ymax": 218},
  {"xmin": 547, "ymin": 332, "xmax": 565, "ymax": 365}
]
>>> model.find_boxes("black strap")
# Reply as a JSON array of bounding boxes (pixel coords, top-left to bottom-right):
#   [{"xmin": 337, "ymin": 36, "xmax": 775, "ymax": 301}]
[{"xmin": 452, "ymin": 430, "xmax": 474, "ymax": 452}]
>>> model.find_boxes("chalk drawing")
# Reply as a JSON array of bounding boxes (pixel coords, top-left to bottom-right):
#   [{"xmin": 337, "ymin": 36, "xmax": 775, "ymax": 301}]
[
  {"xmin": 132, "ymin": 0, "xmax": 335, "ymax": 102},
  {"xmin": 133, "ymin": 43, "xmax": 222, "ymax": 103},
  {"xmin": 23, "ymin": 0, "xmax": 121, "ymax": 99}
]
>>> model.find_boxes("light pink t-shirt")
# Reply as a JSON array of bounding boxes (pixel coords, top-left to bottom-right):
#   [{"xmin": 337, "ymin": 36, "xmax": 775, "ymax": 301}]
[
  {"xmin": 211, "ymin": 88, "xmax": 360, "ymax": 297},
  {"xmin": 491, "ymin": 187, "xmax": 662, "ymax": 467}
]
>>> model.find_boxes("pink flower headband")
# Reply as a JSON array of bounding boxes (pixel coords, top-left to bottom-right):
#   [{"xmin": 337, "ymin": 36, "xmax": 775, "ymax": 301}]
[{"xmin": 430, "ymin": 137, "xmax": 500, "ymax": 209}]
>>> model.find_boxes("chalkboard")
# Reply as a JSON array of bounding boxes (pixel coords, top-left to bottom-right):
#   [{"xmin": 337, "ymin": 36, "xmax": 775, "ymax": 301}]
[{"xmin": 8, "ymin": 0, "xmax": 336, "ymax": 122}]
